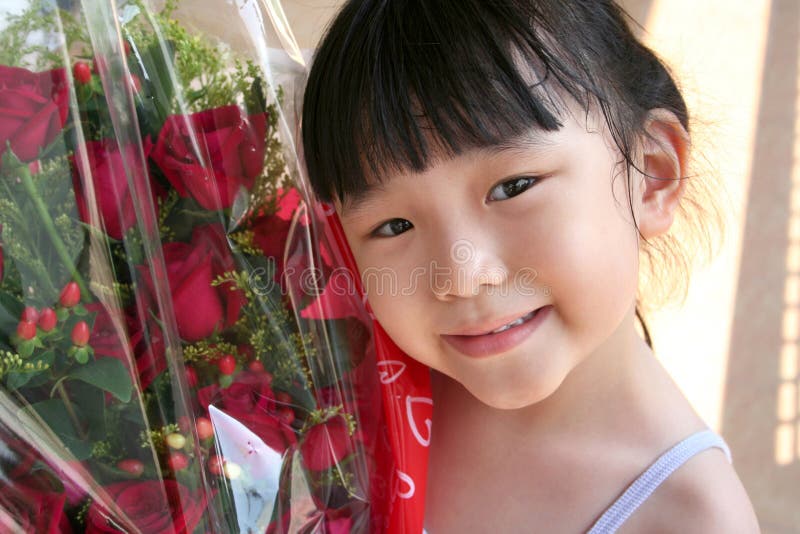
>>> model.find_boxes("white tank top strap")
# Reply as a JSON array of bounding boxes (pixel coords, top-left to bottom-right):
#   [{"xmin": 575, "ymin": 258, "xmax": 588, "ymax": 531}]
[{"xmin": 585, "ymin": 429, "xmax": 732, "ymax": 534}]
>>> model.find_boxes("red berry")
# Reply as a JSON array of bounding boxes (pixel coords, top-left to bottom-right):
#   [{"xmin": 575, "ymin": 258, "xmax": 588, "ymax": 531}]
[
  {"xmin": 16, "ymin": 321, "xmax": 36, "ymax": 340},
  {"xmin": 59, "ymin": 282, "xmax": 81, "ymax": 308},
  {"xmin": 167, "ymin": 452, "xmax": 189, "ymax": 471},
  {"xmin": 247, "ymin": 360, "xmax": 264, "ymax": 373},
  {"xmin": 217, "ymin": 355, "xmax": 236, "ymax": 376},
  {"xmin": 73, "ymin": 62, "xmax": 92, "ymax": 84},
  {"xmin": 275, "ymin": 391, "xmax": 292, "ymax": 405},
  {"xmin": 71, "ymin": 321, "xmax": 90, "ymax": 346},
  {"xmin": 207, "ymin": 454, "xmax": 223, "ymax": 476},
  {"xmin": 37, "ymin": 307, "xmax": 57, "ymax": 332},
  {"xmin": 117, "ymin": 458, "xmax": 144, "ymax": 477},
  {"xmin": 185, "ymin": 366, "xmax": 198, "ymax": 387},
  {"xmin": 20, "ymin": 306, "xmax": 39, "ymax": 323},
  {"xmin": 195, "ymin": 417, "xmax": 214, "ymax": 440}
]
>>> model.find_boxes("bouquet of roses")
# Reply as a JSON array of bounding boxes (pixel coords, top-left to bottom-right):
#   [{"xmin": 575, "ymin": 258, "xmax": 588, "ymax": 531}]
[{"xmin": 0, "ymin": 0, "xmax": 387, "ymax": 531}]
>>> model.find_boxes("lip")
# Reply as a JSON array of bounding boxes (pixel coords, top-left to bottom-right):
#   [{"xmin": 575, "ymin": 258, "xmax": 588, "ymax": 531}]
[
  {"xmin": 444, "ymin": 308, "xmax": 543, "ymax": 336},
  {"xmin": 440, "ymin": 305, "xmax": 551, "ymax": 358}
]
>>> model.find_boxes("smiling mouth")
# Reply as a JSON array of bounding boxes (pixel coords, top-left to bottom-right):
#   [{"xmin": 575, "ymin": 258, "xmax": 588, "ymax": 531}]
[
  {"xmin": 440, "ymin": 305, "xmax": 552, "ymax": 358},
  {"xmin": 480, "ymin": 309, "xmax": 538, "ymax": 335}
]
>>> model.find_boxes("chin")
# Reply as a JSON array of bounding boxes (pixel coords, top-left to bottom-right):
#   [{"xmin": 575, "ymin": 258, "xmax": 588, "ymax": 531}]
[{"xmin": 468, "ymin": 379, "xmax": 559, "ymax": 411}]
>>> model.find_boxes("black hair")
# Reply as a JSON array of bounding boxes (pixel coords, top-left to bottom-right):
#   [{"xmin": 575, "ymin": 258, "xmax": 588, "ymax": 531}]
[{"xmin": 302, "ymin": 0, "xmax": 723, "ymax": 350}]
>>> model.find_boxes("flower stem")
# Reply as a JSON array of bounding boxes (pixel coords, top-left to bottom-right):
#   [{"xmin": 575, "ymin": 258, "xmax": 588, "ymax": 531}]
[
  {"xmin": 55, "ymin": 381, "xmax": 87, "ymax": 441},
  {"xmin": 18, "ymin": 165, "xmax": 89, "ymax": 299}
]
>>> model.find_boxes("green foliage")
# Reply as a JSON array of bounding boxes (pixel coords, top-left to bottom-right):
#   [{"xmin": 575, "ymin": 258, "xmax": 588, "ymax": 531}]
[
  {"xmin": 0, "ymin": 0, "xmax": 89, "ymax": 69},
  {"xmin": 0, "ymin": 154, "xmax": 84, "ymax": 305},
  {"xmin": 68, "ymin": 357, "xmax": 133, "ymax": 402},
  {"xmin": 0, "ymin": 349, "xmax": 49, "ymax": 382}
]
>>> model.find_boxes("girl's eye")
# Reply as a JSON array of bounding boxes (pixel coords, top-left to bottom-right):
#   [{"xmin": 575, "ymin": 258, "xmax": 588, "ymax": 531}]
[
  {"xmin": 487, "ymin": 176, "xmax": 539, "ymax": 201},
  {"xmin": 371, "ymin": 218, "xmax": 413, "ymax": 238}
]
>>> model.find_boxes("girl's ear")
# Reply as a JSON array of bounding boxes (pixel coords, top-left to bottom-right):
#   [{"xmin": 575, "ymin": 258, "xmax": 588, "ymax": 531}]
[{"xmin": 637, "ymin": 109, "xmax": 690, "ymax": 239}]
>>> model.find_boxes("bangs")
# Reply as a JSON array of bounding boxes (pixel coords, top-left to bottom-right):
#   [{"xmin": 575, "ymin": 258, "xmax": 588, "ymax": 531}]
[{"xmin": 303, "ymin": 0, "xmax": 604, "ymax": 204}]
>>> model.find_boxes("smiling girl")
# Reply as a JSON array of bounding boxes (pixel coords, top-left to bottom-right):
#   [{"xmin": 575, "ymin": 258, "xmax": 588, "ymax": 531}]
[{"xmin": 301, "ymin": 1, "xmax": 760, "ymax": 532}]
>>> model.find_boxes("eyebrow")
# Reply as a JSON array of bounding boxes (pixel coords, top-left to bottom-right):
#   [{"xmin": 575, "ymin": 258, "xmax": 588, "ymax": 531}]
[{"xmin": 340, "ymin": 128, "xmax": 556, "ymax": 217}]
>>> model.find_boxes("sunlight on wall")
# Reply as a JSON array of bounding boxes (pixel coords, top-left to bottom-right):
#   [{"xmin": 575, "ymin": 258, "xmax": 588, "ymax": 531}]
[
  {"xmin": 775, "ymin": 48, "xmax": 800, "ymax": 464},
  {"xmin": 641, "ymin": 0, "xmax": 770, "ymax": 432}
]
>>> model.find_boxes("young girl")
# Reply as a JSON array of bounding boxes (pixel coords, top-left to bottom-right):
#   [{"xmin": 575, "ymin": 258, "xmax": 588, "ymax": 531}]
[{"xmin": 301, "ymin": 0, "xmax": 760, "ymax": 532}]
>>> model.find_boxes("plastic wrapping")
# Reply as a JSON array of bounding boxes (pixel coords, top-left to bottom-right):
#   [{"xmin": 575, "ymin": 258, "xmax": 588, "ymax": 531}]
[{"xmin": 0, "ymin": 0, "xmax": 410, "ymax": 531}]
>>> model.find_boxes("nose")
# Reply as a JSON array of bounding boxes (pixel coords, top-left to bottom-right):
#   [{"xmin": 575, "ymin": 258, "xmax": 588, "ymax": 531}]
[{"xmin": 430, "ymin": 235, "xmax": 509, "ymax": 300}]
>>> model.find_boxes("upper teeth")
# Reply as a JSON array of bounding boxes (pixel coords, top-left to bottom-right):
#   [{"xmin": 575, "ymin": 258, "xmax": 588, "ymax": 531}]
[{"xmin": 487, "ymin": 310, "xmax": 536, "ymax": 334}]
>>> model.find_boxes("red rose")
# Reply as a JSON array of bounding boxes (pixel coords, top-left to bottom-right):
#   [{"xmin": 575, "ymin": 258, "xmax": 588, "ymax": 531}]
[
  {"xmin": 249, "ymin": 188, "xmax": 337, "ymax": 294},
  {"xmin": 300, "ymin": 415, "xmax": 354, "ymax": 472},
  {"xmin": 251, "ymin": 188, "xmax": 300, "ymax": 263},
  {"xmin": 86, "ymin": 480, "xmax": 204, "ymax": 533},
  {"xmin": 0, "ymin": 65, "xmax": 69, "ymax": 162},
  {"xmin": 85, "ymin": 302, "xmax": 165, "ymax": 389},
  {"xmin": 150, "ymin": 105, "xmax": 267, "ymax": 211},
  {"xmin": 137, "ymin": 224, "xmax": 246, "ymax": 342},
  {"xmin": 0, "ymin": 481, "xmax": 70, "ymax": 533},
  {"xmin": 197, "ymin": 371, "xmax": 296, "ymax": 454},
  {"xmin": 71, "ymin": 138, "xmax": 159, "ymax": 239}
]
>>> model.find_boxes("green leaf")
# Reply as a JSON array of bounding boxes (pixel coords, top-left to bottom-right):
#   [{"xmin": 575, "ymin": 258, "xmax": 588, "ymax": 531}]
[
  {"xmin": 0, "ymin": 292, "xmax": 23, "ymax": 334},
  {"xmin": 6, "ymin": 350, "xmax": 54, "ymax": 390},
  {"xmin": 17, "ymin": 338, "xmax": 35, "ymax": 358},
  {"xmin": 69, "ymin": 379, "xmax": 106, "ymax": 442},
  {"xmin": 68, "ymin": 357, "xmax": 133, "ymax": 402},
  {"xmin": 24, "ymin": 399, "xmax": 92, "ymax": 460},
  {"xmin": 229, "ymin": 187, "xmax": 250, "ymax": 228},
  {"xmin": 1, "ymin": 142, "xmax": 25, "ymax": 171}
]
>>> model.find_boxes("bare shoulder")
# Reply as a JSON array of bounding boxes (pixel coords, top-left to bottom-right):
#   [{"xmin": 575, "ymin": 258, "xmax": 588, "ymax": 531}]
[{"xmin": 618, "ymin": 446, "xmax": 761, "ymax": 534}]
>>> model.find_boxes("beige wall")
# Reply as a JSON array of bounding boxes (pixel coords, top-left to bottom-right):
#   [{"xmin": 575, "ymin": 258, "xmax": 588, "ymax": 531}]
[
  {"xmin": 283, "ymin": 0, "xmax": 343, "ymax": 51},
  {"xmin": 283, "ymin": 1, "xmax": 798, "ymax": 531}
]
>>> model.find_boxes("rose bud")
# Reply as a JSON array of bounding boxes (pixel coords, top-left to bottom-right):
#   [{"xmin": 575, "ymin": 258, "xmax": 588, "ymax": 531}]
[
  {"xmin": 167, "ymin": 451, "xmax": 188, "ymax": 471},
  {"xmin": 217, "ymin": 354, "xmax": 236, "ymax": 376},
  {"xmin": 59, "ymin": 282, "xmax": 81, "ymax": 308},
  {"xmin": 20, "ymin": 306, "xmax": 39, "ymax": 323},
  {"xmin": 37, "ymin": 307, "xmax": 57, "ymax": 332},
  {"xmin": 71, "ymin": 321, "xmax": 90, "ymax": 347},
  {"xmin": 195, "ymin": 417, "xmax": 214, "ymax": 440},
  {"xmin": 72, "ymin": 62, "xmax": 92, "ymax": 85},
  {"xmin": 165, "ymin": 433, "xmax": 186, "ymax": 450},
  {"xmin": 16, "ymin": 321, "xmax": 36, "ymax": 340},
  {"xmin": 117, "ymin": 459, "xmax": 144, "ymax": 477}
]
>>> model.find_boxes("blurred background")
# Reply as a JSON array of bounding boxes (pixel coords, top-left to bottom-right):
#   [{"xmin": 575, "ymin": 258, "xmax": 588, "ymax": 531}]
[{"xmin": 181, "ymin": 0, "xmax": 798, "ymax": 531}]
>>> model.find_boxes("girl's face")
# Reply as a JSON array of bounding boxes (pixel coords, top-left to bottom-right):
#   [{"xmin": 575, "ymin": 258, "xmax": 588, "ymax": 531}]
[{"xmin": 336, "ymin": 108, "xmax": 645, "ymax": 410}]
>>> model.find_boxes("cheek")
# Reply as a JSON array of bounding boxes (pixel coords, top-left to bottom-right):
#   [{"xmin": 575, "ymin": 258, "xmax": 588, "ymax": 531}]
[
  {"xmin": 352, "ymin": 253, "xmax": 438, "ymax": 363},
  {"xmin": 517, "ymin": 183, "xmax": 639, "ymax": 323}
]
